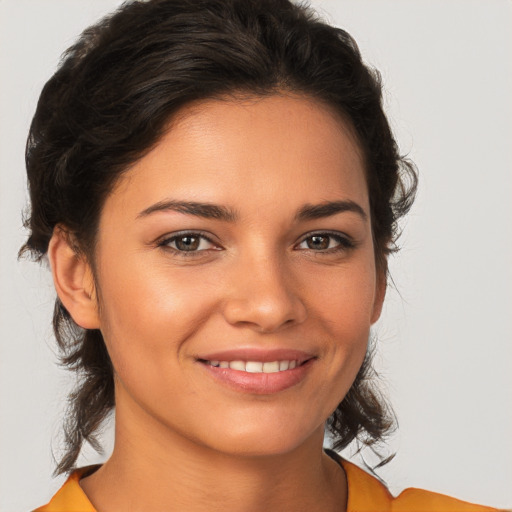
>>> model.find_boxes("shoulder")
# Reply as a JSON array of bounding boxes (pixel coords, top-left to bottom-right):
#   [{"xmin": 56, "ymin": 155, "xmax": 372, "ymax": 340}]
[
  {"xmin": 32, "ymin": 466, "xmax": 98, "ymax": 512},
  {"xmin": 391, "ymin": 486, "xmax": 502, "ymax": 512},
  {"xmin": 32, "ymin": 458, "xmax": 503, "ymax": 512},
  {"xmin": 332, "ymin": 453, "xmax": 501, "ymax": 512}
]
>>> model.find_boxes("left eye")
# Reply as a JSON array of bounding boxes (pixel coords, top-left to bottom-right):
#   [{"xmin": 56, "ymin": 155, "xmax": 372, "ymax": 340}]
[
  {"xmin": 162, "ymin": 233, "xmax": 216, "ymax": 252},
  {"xmin": 297, "ymin": 233, "xmax": 352, "ymax": 251}
]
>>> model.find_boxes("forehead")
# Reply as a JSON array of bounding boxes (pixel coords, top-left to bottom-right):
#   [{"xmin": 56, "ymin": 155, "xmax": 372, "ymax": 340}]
[{"xmin": 107, "ymin": 94, "xmax": 368, "ymax": 216}]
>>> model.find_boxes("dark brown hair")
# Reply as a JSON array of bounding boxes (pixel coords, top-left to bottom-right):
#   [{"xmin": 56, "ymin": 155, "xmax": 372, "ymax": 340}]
[{"xmin": 21, "ymin": 0, "xmax": 417, "ymax": 475}]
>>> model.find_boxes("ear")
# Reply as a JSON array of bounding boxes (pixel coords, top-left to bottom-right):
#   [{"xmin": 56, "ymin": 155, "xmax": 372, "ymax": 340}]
[
  {"xmin": 370, "ymin": 269, "xmax": 387, "ymax": 324},
  {"xmin": 48, "ymin": 226, "xmax": 100, "ymax": 329}
]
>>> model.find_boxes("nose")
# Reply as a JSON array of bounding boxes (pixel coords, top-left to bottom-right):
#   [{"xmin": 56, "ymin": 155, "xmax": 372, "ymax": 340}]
[{"xmin": 221, "ymin": 253, "xmax": 307, "ymax": 333}]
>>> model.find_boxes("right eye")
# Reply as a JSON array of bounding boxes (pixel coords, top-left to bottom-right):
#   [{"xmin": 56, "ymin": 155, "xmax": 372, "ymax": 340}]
[{"xmin": 159, "ymin": 232, "xmax": 218, "ymax": 254}]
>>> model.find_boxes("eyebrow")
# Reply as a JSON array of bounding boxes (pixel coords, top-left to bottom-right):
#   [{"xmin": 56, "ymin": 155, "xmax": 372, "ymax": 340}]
[
  {"xmin": 137, "ymin": 200, "xmax": 238, "ymax": 221},
  {"xmin": 296, "ymin": 200, "xmax": 367, "ymax": 222},
  {"xmin": 137, "ymin": 199, "xmax": 367, "ymax": 223}
]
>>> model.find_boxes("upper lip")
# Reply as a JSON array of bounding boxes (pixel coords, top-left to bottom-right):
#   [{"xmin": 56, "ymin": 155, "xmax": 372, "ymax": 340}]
[{"xmin": 196, "ymin": 348, "xmax": 316, "ymax": 364}]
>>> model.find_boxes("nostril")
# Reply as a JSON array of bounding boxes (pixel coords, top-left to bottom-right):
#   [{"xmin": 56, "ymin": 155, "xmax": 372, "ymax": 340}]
[{"xmin": 222, "ymin": 293, "xmax": 307, "ymax": 334}]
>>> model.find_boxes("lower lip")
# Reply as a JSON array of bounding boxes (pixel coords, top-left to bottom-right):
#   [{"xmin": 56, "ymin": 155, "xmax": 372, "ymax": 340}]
[{"xmin": 198, "ymin": 360, "xmax": 314, "ymax": 394}]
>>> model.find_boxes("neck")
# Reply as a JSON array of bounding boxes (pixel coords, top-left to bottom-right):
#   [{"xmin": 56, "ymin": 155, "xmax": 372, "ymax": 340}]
[{"xmin": 80, "ymin": 393, "xmax": 347, "ymax": 512}]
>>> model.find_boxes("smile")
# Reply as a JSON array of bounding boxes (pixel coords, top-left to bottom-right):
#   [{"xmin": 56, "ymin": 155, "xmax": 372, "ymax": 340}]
[
  {"xmin": 197, "ymin": 351, "xmax": 315, "ymax": 394},
  {"xmin": 204, "ymin": 360, "xmax": 299, "ymax": 373}
]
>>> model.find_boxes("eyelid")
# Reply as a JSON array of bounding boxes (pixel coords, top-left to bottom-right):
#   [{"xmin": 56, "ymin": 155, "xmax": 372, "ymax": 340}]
[
  {"xmin": 295, "ymin": 230, "xmax": 356, "ymax": 251},
  {"xmin": 157, "ymin": 230, "xmax": 221, "ymax": 253},
  {"xmin": 156, "ymin": 229, "xmax": 355, "ymax": 255}
]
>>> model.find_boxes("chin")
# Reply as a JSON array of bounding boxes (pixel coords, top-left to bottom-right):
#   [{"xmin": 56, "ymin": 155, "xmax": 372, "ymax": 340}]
[{"xmin": 192, "ymin": 417, "xmax": 325, "ymax": 459}]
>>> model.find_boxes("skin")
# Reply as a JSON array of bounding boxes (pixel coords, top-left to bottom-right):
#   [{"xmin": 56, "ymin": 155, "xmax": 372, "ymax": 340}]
[{"xmin": 49, "ymin": 94, "xmax": 385, "ymax": 512}]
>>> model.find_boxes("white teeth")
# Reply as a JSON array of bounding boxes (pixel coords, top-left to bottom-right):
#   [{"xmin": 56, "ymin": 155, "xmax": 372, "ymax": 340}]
[
  {"xmin": 262, "ymin": 361, "xmax": 280, "ymax": 373},
  {"xmin": 229, "ymin": 360, "xmax": 245, "ymax": 371},
  {"xmin": 245, "ymin": 361, "xmax": 263, "ymax": 373},
  {"xmin": 206, "ymin": 359, "xmax": 300, "ymax": 373},
  {"xmin": 279, "ymin": 360, "xmax": 289, "ymax": 371}
]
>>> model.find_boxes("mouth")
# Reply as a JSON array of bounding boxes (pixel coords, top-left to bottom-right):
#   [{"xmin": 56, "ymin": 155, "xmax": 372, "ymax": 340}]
[
  {"xmin": 199, "ymin": 359, "xmax": 304, "ymax": 373},
  {"xmin": 195, "ymin": 350, "xmax": 316, "ymax": 394}
]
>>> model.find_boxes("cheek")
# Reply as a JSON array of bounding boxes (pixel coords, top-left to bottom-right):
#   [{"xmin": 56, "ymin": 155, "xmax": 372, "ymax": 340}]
[
  {"xmin": 308, "ymin": 257, "xmax": 378, "ymax": 332},
  {"xmin": 94, "ymin": 258, "xmax": 220, "ymax": 374},
  {"xmin": 308, "ymin": 258, "xmax": 377, "ymax": 380}
]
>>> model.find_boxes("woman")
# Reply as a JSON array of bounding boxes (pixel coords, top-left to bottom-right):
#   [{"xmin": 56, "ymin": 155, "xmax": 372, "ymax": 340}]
[{"xmin": 15, "ymin": 0, "xmax": 505, "ymax": 510}]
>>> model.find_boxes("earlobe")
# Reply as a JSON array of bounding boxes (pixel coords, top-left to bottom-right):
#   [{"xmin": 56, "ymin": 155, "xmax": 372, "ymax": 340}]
[
  {"xmin": 48, "ymin": 226, "xmax": 100, "ymax": 330},
  {"xmin": 371, "ymin": 271, "xmax": 387, "ymax": 324}
]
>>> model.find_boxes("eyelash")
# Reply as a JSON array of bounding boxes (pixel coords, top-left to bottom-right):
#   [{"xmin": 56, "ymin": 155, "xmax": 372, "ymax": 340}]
[
  {"xmin": 296, "ymin": 231, "xmax": 356, "ymax": 253},
  {"xmin": 157, "ymin": 230, "xmax": 355, "ymax": 257},
  {"xmin": 157, "ymin": 231, "xmax": 219, "ymax": 256}
]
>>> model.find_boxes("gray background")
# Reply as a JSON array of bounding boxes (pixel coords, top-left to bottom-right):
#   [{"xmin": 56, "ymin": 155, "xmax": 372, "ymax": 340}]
[{"xmin": 1, "ymin": 1, "xmax": 511, "ymax": 510}]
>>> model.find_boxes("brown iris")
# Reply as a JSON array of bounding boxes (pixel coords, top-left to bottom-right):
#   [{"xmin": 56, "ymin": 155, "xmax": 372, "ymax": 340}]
[
  {"xmin": 175, "ymin": 235, "xmax": 201, "ymax": 251},
  {"xmin": 306, "ymin": 235, "xmax": 330, "ymax": 250}
]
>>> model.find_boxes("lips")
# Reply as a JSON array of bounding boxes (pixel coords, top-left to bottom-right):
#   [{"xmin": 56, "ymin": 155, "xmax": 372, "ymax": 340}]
[{"xmin": 196, "ymin": 348, "xmax": 316, "ymax": 394}]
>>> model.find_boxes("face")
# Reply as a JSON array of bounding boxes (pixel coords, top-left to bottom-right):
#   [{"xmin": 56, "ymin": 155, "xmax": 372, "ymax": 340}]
[{"xmin": 88, "ymin": 94, "xmax": 384, "ymax": 456}]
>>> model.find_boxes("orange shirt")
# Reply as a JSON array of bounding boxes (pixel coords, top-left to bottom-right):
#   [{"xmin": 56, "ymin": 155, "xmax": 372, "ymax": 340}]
[{"xmin": 33, "ymin": 456, "xmax": 500, "ymax": 512}]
